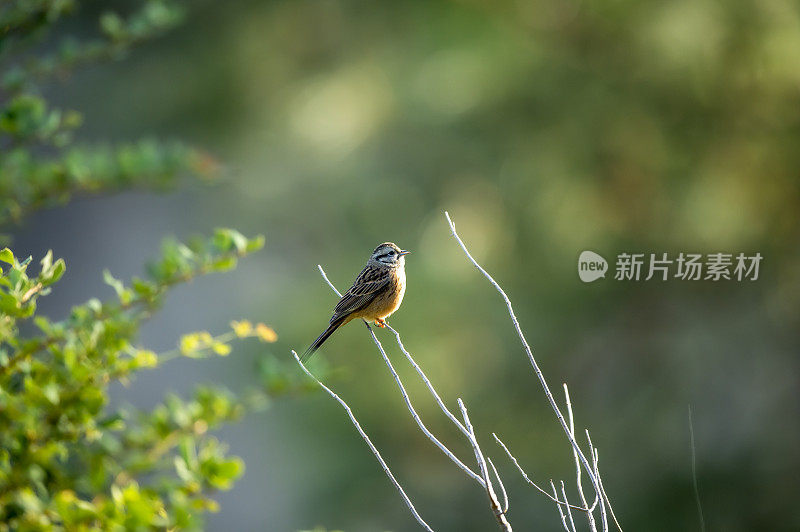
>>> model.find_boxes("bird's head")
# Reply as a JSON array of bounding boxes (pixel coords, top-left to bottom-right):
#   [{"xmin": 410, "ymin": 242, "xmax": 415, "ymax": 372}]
[{"xmin": 370, "ymin": 242, "xmax": 410, "ymax": 267}]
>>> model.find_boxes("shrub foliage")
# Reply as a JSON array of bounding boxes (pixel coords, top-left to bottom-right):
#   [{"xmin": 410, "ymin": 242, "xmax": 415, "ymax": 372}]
[
  {"xmin": 0, "ymin": 1, "xmax": 285, "ymax": 529},
  {"xmin": 0, "ymin": 232, "xmax": 274, "ymax": 530}
]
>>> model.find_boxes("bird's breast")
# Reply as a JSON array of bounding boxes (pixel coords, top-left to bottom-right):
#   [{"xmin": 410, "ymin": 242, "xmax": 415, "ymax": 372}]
[
  {"xmin": 395, "ymin": 267, "xmax": 406, "ymax": 303},
  {"xmin": 364, "ymin": 267, "xmax": 406, "ymax": 320}
]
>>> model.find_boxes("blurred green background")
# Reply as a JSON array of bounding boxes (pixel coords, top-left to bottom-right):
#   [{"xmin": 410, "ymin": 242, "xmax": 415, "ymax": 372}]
[{"xmin": 13, "ymin": 0, "xmax": 800, "ymax": 530}]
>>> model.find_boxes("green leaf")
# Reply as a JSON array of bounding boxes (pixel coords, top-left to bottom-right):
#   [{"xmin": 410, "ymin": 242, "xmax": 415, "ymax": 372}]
[
  {"xmin": 49, "ymin": 259, "xmax": 66, "ymax": 284},
  {"xmin": 42, "ymin": 382, "xmax": 60, "ymax": 404},
  {"xmin": 246, "ymin": 235, "xmax": 265, "ymax": 253},
  {"xmin": 211, "ymin": 256, "xmax": 237, "ymax": 272},
  {"xmin": 174, "ymin": 455, "xmax": 194, "ymax": 483},
  {"xmin": 0, "ymin": 248, "xmax": 14, "ymax": 265},
  {"xmin": 40, "ymin": 250, "xmax": 53, "ymax": 273},
  {"xmin": 0, "ymin": 292, "xmax": 20, "ymax": 314},
  {"xmin": 204, "ymin": 457, "xmax": 244, "ymax": 490},
  {"xmin": 33, "ymin": 316, "xmax": 52, "ymax": 334},
  {"xmin": 212, "ymin": 230, "xmax": 232, "ymax": 252},
  {"xmin": 229, "ymin": 230, "xmax": 248, "ymax": 253},
  {"xmin": 102, "ymin": 269, "xmax": 129, "ymax": 302},
  {"xmin": 41, "ymin": 258, "xmax": 66, "ymax": 286}
]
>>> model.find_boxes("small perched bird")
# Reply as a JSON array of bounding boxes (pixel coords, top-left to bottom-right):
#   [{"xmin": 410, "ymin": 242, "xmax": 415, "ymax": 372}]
[{"xmin": 302, "ymin": 242, "xmax": 409, "ymax": 362}]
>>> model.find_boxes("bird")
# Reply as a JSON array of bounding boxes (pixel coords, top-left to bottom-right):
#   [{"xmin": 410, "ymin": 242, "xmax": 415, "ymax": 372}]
[{"xmin": 302, "ymin": 242, "xmax": 410, "ymax": 362}]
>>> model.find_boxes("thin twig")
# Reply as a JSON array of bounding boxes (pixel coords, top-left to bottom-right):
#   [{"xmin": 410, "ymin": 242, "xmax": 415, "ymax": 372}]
[
  {"xmin": 585, "ymin": 430, "xmax": 621, "ymax": 532},
  {"xmin": 560, "ymin": 480, "xmax": 577, "ymax": 532},
  {"xmin": 688, "ymin": 405, "xmax": 706, "ymax": 532},
  {"xmin": 488, "ymin": 457, "xmax": 509, "ymax": 514},
  {"xmin": 492, "ymin": 433, "xmax": 588, "ymax": 511},
  {"xmin": 292, "ymin": 350, "xmax": 433, "ymax": 531},
  {"xmin": 551, "ymin": 480, "xmax": 571, "ymax": 532},
  {"xmin": 317, "ymin": 264, "xmax": 344, "ymax": 298},
  {"xmin": 597, "ymin": 462, "xmax": 622, "ymax": 532},
  {"xmin": 585, "ymin": 433, "xmax": 608, "ymax": 532},
  {"xmin": 459, "ymin": 399, "xmax": 511, "ymax": 531},
  {"xmin": 564, "ymin": 383, "xmax": 598, "ymax": 531}
]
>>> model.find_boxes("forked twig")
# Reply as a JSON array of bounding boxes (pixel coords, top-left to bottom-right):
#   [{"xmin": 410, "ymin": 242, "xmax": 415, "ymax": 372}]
[
  {"xmin": 458, "ymin": 399, "xmax": 511, "ymax": 531},
  {"xmin": 488, "ymin": 457, "xmax": 509, "ymax": 514},
  {"xmin": 551, "ymin": 480, "xmax": 572, "ymax": 532}
]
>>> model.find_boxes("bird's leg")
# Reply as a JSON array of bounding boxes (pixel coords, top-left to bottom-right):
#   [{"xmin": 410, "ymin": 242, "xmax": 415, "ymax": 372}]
[{"xmin": 374, "ymin": 318, "xmax": 386, "ymax": 328}]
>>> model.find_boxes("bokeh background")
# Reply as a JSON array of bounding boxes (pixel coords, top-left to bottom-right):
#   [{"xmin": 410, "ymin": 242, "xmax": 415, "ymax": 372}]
[{"xmin": 11, "ymin": 0, "xmax": 800, "ymax": 530}]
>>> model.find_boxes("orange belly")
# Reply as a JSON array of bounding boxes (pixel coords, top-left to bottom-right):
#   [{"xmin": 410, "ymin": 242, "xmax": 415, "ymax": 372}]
[{"xmin": 355, "ymin": 269, "xmax": 406, "ymax": 321}]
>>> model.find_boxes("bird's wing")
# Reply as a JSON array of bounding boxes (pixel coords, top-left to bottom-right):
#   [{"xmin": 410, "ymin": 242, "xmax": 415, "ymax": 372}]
[{"xmin": 330, "ymin": 266, "xmax": 390, "ymax": 323}]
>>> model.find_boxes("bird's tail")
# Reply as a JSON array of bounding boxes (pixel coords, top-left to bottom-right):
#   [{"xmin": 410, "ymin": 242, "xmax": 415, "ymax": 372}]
[{"xmin": 301, "ymin": 318, "xmax": 345, "ymax": 363}]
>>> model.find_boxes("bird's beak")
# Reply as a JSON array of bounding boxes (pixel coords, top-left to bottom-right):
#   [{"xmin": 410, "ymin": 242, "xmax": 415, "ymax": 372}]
[{"xmin": 399, "ymin": 250, "xmax": 411, "ymax": 256}]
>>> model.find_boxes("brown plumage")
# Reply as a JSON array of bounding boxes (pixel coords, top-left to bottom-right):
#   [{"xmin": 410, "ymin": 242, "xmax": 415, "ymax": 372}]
[{"xmin": 302, "ymin": 242, "xmax": 409, "ymax": 362}]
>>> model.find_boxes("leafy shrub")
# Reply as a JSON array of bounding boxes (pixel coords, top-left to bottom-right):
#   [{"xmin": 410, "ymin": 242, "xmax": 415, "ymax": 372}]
[
  {"xmin": 0, "ymin": 232, "xmax": 274, "ymax": 530},
  {"xmin": 0, "ymin": 1, "xmax": 289, "ymax": 529}
]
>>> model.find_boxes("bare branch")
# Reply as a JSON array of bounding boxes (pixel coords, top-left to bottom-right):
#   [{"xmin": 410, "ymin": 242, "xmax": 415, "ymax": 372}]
[
  {"xmin": 317, "ymin": 264, "xmax": 343, "ymax": 297},
  {"xmin": 551, "ymin": 480, "xmax": 572, "ymax": 532},
  {"xmin": 564, "ymin": 383, "xmax": 597, "ymax": 531},
  {"xmin": 458, "ymin": 399, "xmax": 511, "ymax": 532},
  {"xmin": 292, "ymin": 350, "xmax": 433, "ymax": 532},
  {"xmin": 597, "ymin": 458, "xmax": 623, "ymax": 532},
  {"xmin": 585, "ymin": 430, "xmax": 622, "ymax": 532},
  {"xmin": 585, "ymin": 432, "xmax": 608, "ymax": 532},
  {"xmin": 488, "ymin": 457, "xmax": 509, "ymax": 514},
  {"xmin": 560, "ymin": 480, "xmax": 577, "ymax": 532}
]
